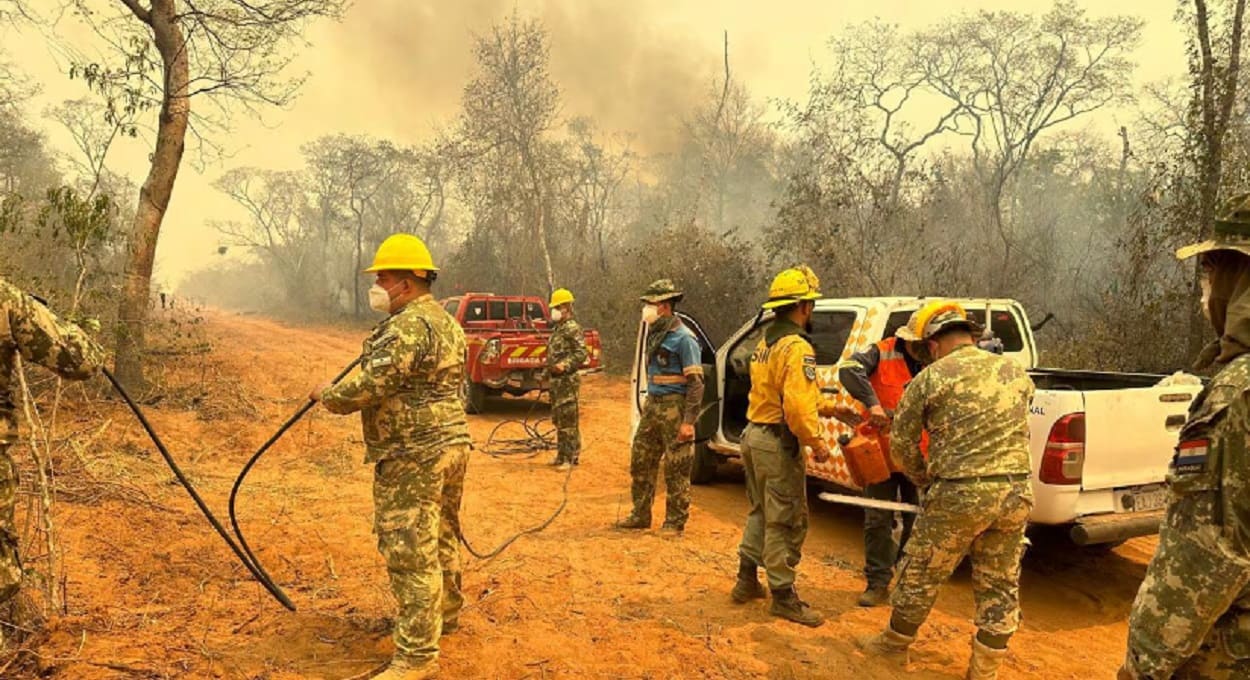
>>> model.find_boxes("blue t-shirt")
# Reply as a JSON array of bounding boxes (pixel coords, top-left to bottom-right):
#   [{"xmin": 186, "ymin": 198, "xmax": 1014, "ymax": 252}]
[{"xmin": 647, "ymin": 324, "xmax": 702, "ymax": 396}]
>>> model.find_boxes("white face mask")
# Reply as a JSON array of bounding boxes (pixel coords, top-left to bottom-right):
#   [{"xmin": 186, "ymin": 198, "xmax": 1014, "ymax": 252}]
[
  {"xmin": 368, "ymin": 284, "xmax": 394, "ymax": 313},
  {"xmin": 641, "ymin": 304, "xmax": 660, "ymax": 324},
  {"xmin": 550, "ymin": 308, "xmax": 564, "ymax": 322},
  {"xmin": 1200, "ymin": 274, "xmax": 1212, "ymax": 321}
]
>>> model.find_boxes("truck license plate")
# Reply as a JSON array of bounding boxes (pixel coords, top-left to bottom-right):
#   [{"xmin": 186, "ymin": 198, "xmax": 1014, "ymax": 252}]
[{"xmin": 1117, "ymin": 485, "xmax": 1168, "ymax": 513}]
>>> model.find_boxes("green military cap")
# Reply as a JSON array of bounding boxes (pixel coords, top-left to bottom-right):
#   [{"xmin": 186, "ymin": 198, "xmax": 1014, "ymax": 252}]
[
  {"xmin": 1177, "ymin": 192, "xmax": 1250, "ymax": 260},
  {"xmin": 640, "ymin": 279, "xmax": 684, "ymax": 304}
]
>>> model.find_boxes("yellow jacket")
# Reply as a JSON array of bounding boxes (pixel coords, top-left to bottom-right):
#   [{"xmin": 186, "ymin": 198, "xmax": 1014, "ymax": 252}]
[{"xmin": 746, "ymin": 321, "xmax": 824, "ymax": 448}]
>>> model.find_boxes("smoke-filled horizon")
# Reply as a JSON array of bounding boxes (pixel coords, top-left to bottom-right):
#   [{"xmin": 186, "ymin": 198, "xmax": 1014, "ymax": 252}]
[{"xmin": 5, "ymin": 0, "xmax": 1184, "ymax": 290}]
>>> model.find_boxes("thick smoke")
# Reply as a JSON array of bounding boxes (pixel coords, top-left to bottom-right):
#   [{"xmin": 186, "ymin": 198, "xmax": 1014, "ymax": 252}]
[{"xmin": 315, "ymin": 0, "xmax": 713, "ymax": 153}]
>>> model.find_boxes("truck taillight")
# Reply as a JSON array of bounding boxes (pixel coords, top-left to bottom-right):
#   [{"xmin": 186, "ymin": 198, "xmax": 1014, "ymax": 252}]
[
  {"xmin": 479, "ymin": 338, "xmax": 501, "ymax": 364},
  {"xmin": 1040, "ymin": 412, "xmax": 1085, "ymax": 485}
]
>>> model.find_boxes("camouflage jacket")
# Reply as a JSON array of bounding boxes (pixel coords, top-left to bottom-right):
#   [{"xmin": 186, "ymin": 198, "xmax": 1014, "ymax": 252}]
[
  {"xmin": 1169, "ymin": 353, "xmax": 1250, "ymax": 557},
  {"xmin": 546, "ymin": 318, "xmax": 588, "ymax": 377},
  {"xmin": 891, "ymin": 344, "xmax": 1034, "ymax": 484},
  {"xmin": 321, "ymin": 295, "xmax": 470, "ymax": 463},
  {"xmin": 0, "ymin": 277, "xmax": 104, "ymax": 445}
]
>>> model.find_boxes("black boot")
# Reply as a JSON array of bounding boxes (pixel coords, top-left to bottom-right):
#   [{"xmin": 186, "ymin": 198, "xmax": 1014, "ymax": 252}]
[{"xmin": 731, "ymin": 558, "xmax": 766, "ymax": 603}]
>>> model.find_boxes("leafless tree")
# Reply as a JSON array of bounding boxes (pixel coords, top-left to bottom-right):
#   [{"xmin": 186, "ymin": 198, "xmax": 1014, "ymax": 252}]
[
  {"xmin": 459, "ymin": 10, "xmax": 561, "ymax": 293},
  {"xmin": 37, "ymin": 0, "xmax": 346, "ymax": 388},
  {"xmin": 917, "ymin": 1, "xmax": 1142, "ymax": 290},
  {"xmin": 47, "ymin": 97, "xmax": 136, "ymax": 199},
  {"xmin": 817, "ymin": 20, "xmax": 968, "ymax": 212}
]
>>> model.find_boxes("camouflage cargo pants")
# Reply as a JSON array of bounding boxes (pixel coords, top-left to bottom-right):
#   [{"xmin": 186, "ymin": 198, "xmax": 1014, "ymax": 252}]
[
  {"xmin": 737, "ymin": 424, "xmax": 808, "ymax": 590},
  {"xmin": 1122, "ymin": 492, "xmax": 1250, "ymax": 679},
  {"xmin": 627, "ymin": 394, "xmax": 693, "ymax": 527},
  {"xmin": 373, "ymin": 445, "xmax": 470, "ymax": 664},
  {"xmin": 891, "ymin": 479, "xmax": 1031, "ymax": 637},
  {"xmin": 0, "ymin": 445, "xmax": 18, "ymax": 605},
  {"xmin": 550, "ymin": 375, "xmax": 581, "ymax": 465}
]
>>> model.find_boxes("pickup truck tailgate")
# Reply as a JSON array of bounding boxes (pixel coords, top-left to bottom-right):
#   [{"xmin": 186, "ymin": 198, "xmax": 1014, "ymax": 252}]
[{"xmin": 1080, "ymin": 386, "xmax": 1196, "ymax": 490}]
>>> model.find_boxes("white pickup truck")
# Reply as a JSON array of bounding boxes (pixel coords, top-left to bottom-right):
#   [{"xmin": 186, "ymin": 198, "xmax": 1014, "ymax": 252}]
[{"xmin": 631, "ymin": 297, "xmax": 1203, "ymax": 546}]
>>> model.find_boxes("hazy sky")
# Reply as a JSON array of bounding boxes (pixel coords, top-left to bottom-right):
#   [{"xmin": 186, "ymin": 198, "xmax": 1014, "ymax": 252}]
[{"xmin": 6, "ymin": 0, "xmax": 1186, "ymax": 288}]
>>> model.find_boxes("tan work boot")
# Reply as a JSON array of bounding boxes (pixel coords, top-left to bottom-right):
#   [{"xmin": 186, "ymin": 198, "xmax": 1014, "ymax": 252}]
[
  {"xmin": 371, "ymin": 657, "xmax": 439, "ymax": 680},
  {"xmin": 768, "ymin": 586, "xmax": 824, "ymax": 627},
  {"xmin": 857, "ymin": 585, "xmax": 890, "ymax": 607},
  {"xmin": 614, "ymin": 515, "xmax": 649, "ymax": 530},
  {"xmin": 730, "ymin": 559, "xmax": 766, "ymax": 604},
  {"xmin": 966, "ymin": 637, "xmax": 1009, "ymax": 680},
  {"xmin": 441, "ymin": 618, "xmax": 459, "ymax": 635},
  {"xmin": 856, "ymin": 625, "xmax": 915, "ymax": 664}
]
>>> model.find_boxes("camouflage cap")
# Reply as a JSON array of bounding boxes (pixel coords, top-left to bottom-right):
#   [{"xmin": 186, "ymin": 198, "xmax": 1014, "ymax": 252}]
[
  {"xmin": 924, "ymin": 309, "xmax": 976, "ymax": 338},
  {"xmin": 640, "ymin": 279, "xmax": 684, "ymax": 304},
  {"xmin": 1177, "ymin": 192, "xmax": 1250, "ymax": 260},
  {"xmin": 894, "ymin": 308, "xmax": 927, "ymax": 342}
]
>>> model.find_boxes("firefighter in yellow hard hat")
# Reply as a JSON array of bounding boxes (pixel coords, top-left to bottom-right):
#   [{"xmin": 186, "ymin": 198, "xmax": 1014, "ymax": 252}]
[
  {"xmin": 730, "ymin": 265, "xmax": 833, "ymax": 627},
  {"xmin": 309, "ymin": 233, "xmax": 468, "ymax": 680},
  {"xmin": 546, "ymin": 288, "xmax": 588, "ymax": 470}
]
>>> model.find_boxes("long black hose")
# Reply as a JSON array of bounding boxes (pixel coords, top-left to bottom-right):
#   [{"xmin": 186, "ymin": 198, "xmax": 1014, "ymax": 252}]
[
  {"xmin": 459, "ymin": 463, "xmax": 571, "ymax": 560},
  {"xmin": 102, "ymin": 368, "xmax": 296, "ymax": 610},
  {"xmin": 226, "ymin": 358, "xmax": 361, "ymax": 611}
]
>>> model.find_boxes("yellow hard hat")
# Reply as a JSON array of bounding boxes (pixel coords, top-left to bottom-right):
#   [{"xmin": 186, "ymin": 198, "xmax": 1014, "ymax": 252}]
[
  {"xmin": 364, "ymin": 234, "xmax": 439, "ymax": 273},
  {"xmin": 762, "ymin": 265, "xmax": 822, "ymax": 310},
  {"xmin": 550, "ymin": 288, "xmax": 575, "ymax": 308},
  {"xmin": 896, "ymin": 300, "xmax": 972, "ymax": 341}
]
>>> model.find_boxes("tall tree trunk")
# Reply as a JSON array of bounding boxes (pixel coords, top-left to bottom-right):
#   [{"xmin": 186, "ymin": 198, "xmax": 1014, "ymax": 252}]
[
  {"xmin": 113, "ymin": 0, "xmax": 189, "ymax": 389},
  {"xmin": 1186, "ymin": 0, "xmax": 1245, "ymax": 360},
  {"xmin": 354, "ymin": 208, "xmax": 364, "ymax": 318},
  {"xmin": 521, "ymin": 146, "xmax": 555, "ymax": 294}
]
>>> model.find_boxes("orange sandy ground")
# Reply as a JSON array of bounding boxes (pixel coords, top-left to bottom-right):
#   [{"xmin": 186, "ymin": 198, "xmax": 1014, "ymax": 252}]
[{"xmin": 4, "ymin": 310, "xmax": 1153, "ymax": 679}]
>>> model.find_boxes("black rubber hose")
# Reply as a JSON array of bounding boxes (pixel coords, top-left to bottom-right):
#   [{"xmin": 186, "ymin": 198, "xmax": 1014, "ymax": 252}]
[
  {"xmin": 458, "ymin": 463, "xmax": 571, "ymax": 561},
  {"xmin": 102, "ymin": 368, "xmax": 295, "ymax": 610},
  {"xmin": 226, "ymin": 358, "xmax": 361, "ymax": 609}
]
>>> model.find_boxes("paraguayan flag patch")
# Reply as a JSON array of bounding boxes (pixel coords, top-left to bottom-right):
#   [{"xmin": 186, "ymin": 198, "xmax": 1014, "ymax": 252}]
[{"xmin": 1173, "ymin": 439, "xmax": 1209, "ymax": 474}]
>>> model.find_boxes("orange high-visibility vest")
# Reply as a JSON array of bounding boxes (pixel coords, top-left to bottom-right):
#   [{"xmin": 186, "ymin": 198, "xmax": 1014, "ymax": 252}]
[{"xmin": 866, "ymin": 337, "xmax": 929, "ymax": 471}]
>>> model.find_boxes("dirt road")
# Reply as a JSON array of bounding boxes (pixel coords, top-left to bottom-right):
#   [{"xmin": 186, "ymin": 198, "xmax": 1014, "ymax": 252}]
[{"xmin": 8, "ymin": 310, "xmax": 1152, "ymax": 678}]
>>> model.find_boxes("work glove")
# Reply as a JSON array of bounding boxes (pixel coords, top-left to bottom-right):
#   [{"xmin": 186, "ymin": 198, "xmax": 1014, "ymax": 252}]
[{"xmin": 867, "ymin": 405, "xmax": 891, "ymax": 430}]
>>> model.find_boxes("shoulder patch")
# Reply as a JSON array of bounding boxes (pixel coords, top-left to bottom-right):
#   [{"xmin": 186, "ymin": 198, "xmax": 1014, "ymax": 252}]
[
  {"xmin": 370, "ymin": 355, "xmax": 394, "ymax": 369},
  {"xmin": 804, "ymin": 365, "xmax": 816, "ymax": 381},
  {"xmin": 803, "ymin": 355, "xmax": 817, "ymax": 366},
  {"xmin": 372, "ymin": 329, "xmax": 398, "ymax": 348}
]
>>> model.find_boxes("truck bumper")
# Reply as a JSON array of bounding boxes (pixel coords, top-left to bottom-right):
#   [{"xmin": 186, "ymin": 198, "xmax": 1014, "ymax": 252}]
[{"xmin": 1069, "ymin": 510, "xmax": 1164, "ymax": 546}]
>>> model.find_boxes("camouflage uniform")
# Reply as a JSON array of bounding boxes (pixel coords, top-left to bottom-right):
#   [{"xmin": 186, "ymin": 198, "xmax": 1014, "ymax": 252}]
[
  {"xmin": 1117, "ymin": 193, "xmax": 1250, "ymax": 680},
  {"xmin": 1121, "ymin": 354, "xmax": 1250, "ymax": 679},
  {"xmin": 321, "ymin": 294, "xmax": 470, "ymax": 666},
  {"xmin": 621, "ymin": 280, "xmax": 704, "ymax": 530},
  {"xmin": 889, "ymin": 344, "xmax": 1035, "ymax": 638},
  {"xmin": 628, "ymin": 394, "xmax": 695, "ymax": 525},
  {"xmin": 546, "ymin": 316, "xmax": 588, "ymax": 465},
  {"xmin": 0, "ymin": 277, "xmax": 103, "ymax": 604}
]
